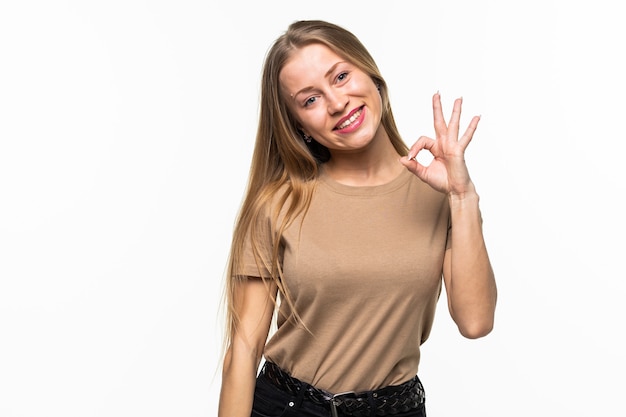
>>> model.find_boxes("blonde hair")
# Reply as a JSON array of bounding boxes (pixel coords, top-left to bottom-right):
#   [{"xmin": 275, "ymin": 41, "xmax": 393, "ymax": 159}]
[{"xmin": 223, "ymin": 20, "xmax": 408, "ymax": 349}]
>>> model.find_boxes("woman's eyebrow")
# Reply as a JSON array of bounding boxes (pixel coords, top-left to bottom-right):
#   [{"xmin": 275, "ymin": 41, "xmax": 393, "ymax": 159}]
[{"xmin": 292, "ymin": 61, "xmax": 347, "ymax": 99}]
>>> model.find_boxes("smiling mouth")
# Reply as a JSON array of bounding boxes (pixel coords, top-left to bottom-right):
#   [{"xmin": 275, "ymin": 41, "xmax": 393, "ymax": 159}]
[{"xmin": 334, "ymin": 106, "xmax": 364, "ymax": 130}]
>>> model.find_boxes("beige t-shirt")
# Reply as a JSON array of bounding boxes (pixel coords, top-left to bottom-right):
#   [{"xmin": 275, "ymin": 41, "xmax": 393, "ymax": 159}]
[{"xmin": 240, "ymin": 168, "xmax": 450, "ymax": 393}]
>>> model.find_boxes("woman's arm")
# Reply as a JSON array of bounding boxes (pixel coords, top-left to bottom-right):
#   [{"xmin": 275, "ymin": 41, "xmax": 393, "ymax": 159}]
[
  {"xmin": 218, "ymin": 277, "xmax": 277, "ymax": 417},
  {"xmin": 443, "ymin": 189, "xmax": 497, "ymax": 338},
  {"xmin": 401, "ymin": 93, "xmax": 497, "ymax": 338}
]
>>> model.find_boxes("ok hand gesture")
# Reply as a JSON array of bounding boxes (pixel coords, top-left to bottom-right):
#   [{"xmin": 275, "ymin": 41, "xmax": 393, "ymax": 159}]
[{"xmin": 401, "ymin": 93, "xmax": 480, "ymax": 197}]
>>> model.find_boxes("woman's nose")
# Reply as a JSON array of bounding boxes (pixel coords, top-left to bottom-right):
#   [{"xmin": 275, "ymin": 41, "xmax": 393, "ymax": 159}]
[{"xmin": 327, "ymin": 90, "xmax": 348, "ymax": 115}]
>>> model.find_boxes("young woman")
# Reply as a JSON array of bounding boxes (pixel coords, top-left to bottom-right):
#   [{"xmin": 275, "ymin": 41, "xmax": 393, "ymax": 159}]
[{"xmin": 219, "ymin": 20, "xmax": 497, "ymax": 417}]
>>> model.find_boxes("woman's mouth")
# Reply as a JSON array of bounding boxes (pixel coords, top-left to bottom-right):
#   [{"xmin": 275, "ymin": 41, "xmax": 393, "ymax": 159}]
[{"xmin": 334, "ymin": 106, "xmax": 365, "ymax": 131}]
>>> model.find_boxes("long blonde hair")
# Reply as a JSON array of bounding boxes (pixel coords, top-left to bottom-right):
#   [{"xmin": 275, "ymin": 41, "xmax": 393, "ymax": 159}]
[{"xmin": 223, "ymin": 20, "xmax": 408, "ymax": 349}]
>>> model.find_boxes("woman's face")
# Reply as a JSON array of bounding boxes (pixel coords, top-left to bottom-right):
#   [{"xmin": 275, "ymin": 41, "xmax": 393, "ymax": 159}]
[{"xmin": 279, "ymin": 43, "xmax": 383, "ymax": 153}]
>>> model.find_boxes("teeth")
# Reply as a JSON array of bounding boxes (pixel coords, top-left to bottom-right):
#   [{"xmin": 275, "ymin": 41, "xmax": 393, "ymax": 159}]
[{"xmin": 337, "ymin": 108, "xmax": 362, "ymax": 130}]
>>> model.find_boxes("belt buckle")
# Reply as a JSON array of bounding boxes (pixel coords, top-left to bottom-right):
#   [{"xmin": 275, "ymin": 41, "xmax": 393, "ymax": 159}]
[{"xmin": 330, "ymin": 391, "xmax": 356, "ymax": 417}]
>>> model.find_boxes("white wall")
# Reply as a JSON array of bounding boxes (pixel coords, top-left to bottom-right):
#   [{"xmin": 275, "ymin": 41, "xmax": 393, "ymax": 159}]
[{"xmin": 1, "ymin": 1, "xmax": 624, "ymax": 416}]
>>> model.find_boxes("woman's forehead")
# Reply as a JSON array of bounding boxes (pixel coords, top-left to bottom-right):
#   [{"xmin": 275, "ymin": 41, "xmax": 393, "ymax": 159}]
[{"xmin": 279, "ymin": 44, "xmax": 347, "ymax": 92}]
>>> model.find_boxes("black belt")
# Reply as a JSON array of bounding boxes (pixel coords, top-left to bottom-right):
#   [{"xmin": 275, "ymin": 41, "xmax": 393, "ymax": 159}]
[{"xmin": 260, "ymin": 361, "xmax": 425, "ymax": 417}]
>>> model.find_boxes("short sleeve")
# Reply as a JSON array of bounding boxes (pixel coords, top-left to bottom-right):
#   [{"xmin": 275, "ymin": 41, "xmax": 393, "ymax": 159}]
[{"xmin": 236, "ymin": 203, "xmax": 278, "ymax": 279}]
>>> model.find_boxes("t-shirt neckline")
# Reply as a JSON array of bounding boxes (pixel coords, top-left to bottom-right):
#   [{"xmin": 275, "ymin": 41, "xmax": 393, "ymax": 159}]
[{"xmin": 318, "ymin": 166, "xmax": 413, "ymax": 196}]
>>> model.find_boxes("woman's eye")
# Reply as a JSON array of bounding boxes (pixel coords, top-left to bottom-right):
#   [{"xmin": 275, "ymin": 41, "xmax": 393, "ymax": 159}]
[
  {"xmin": 304, "ymin": 96, "xmax": 317, "ymax": 107},
  {"xmin": 337, "ymin": 72, "xmax": 348, "ymax": 82}
]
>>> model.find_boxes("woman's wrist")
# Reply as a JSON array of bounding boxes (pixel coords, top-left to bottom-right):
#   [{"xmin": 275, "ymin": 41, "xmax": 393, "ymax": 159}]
[{"xmin": 447, "ymin": 182, "xmax": 479, "ymax": 204}]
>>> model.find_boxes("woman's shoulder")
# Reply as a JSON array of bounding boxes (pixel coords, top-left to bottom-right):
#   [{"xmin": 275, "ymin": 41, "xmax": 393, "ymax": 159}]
[{"xmin": 262, "ymin": 178, "xmax": 318, "ymax": 218}]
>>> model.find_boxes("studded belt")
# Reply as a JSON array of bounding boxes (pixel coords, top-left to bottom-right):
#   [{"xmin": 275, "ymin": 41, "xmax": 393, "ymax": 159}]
[{"xmin": 260, "ymin": 361, "xmax": 425, "ymax": 417}]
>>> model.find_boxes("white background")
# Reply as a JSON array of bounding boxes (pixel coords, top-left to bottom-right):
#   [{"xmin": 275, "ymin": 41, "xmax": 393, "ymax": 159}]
[{"xmin": 1, "ymin": 1, "xmax": 624, "ymax": 416}]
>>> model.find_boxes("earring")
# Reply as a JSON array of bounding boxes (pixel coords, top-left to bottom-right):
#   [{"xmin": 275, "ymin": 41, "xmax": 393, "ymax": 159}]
[{"xmin": 303, "ymin": 134, "xmax": 312, "ymax": 143}]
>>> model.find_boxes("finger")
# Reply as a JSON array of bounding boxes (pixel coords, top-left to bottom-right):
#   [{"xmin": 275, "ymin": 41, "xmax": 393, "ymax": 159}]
[
  {"xmin": 406, "ymin": 136, "xmax": 436, "ymax": 161},
  {"xmin": 405, "ymin": 157, "xmax": 430, "ymax": 180},
  {"xmin": 400, "ymin": 151, "xmax": 429, "ymax": 180},
  {"xmin": 448, "ymin": 97, "xmax": 463, "ymax": 142},
  {"xmin": 459, "ymin": 115, "xmax": 481, "ymax": 148},
  {"xmin": 432, "ymin": 92, "xmax": 447, "ymax": 138}
]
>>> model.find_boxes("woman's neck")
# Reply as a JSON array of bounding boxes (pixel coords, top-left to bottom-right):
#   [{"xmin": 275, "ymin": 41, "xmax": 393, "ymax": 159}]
[{"xmin": 322, "ymin": 139, "xmax": 404, "ymax": 187}]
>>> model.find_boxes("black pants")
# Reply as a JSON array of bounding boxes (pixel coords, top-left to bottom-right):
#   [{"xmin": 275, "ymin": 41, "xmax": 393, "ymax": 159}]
[{"xmin": 251, "ymin": 369, "xmax": 427, "ymax": 417}]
